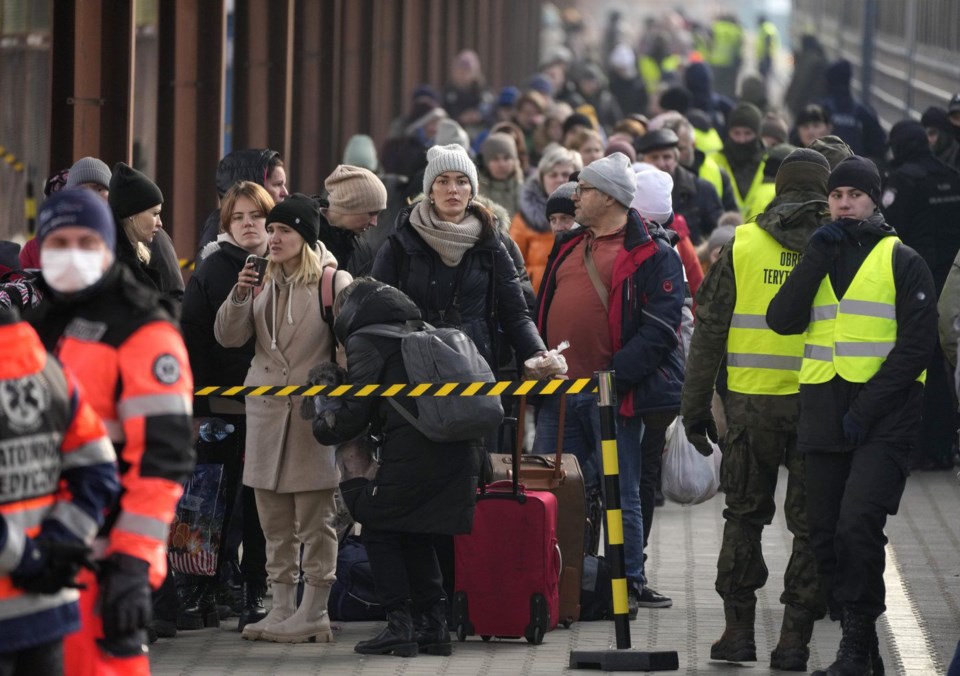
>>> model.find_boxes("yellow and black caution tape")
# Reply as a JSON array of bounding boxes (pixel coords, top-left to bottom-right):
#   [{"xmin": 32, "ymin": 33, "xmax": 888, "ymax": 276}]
[
  {"xmin": 195, "ymin": 377, "xmax": 597, "ymax": 399},
  {"xmin": 0, "ymin": 145, "xmax": 25, "ymax": 173},
  {"xmin": 179, "ymin": 258, "xmax": 196, "ymax": 271}
]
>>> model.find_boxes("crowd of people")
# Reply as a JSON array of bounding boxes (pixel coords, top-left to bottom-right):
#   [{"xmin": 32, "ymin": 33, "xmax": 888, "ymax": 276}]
[{"xmin": 3, "ymin": 9, "xmax": 960, "ymax": 675}]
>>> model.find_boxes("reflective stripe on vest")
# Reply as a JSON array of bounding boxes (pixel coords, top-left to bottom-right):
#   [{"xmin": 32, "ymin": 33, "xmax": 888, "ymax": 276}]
[
  {"xmin": 727, "ymin": 222, "xmax": 805, "ymax": 395},
  {"xmin": 711, "ymin": 152, "xmax": 767, "ymax": 211},
  {"xmin": 799, "ymin": 236, "xmax": 926, "ymax": 385}
]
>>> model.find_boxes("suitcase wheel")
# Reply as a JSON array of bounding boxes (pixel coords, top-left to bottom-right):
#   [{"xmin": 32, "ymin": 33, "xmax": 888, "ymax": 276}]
[
  {"xmin": 452, "ymin": 591, "xmax": 473, "ymax": 641},
  {"xmin": 561, "ymin": 618, "xmax": 573, "ymax": 629},
  {"xmin": 481, "ymin": 635, "xmax": 492, "ymax": 642},
  {"xmin": 456, "ymin": 624, "xmax": 468, "ymax": 642},
  {"xmin": 524, "ymin": 593, "xmax": 549, "ymax": 645}
]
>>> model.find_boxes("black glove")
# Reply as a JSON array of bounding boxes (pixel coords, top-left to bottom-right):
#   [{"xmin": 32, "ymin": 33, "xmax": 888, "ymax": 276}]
[
  {"xmin": 10, "ymin": 538, "xmax": 95, "ymax": 595},
  {"xmin": 842, "ymin": 411, "xmax": 868, "ymax": 446},
  {"xmin": 98, "ymin": 553, "xmax": 152, "ymax": 640},
  {"xmin": 97, "ymin": 630, "xmax": 148, "ymax": 659},
  {"xmin": 684, "ymin": 417, "xmax": 719, "ymax": 456}
]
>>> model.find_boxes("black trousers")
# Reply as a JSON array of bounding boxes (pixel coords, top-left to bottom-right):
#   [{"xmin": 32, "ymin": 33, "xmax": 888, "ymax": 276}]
[
  {"xmin": 0, "ymin": 638, "xmax": 63, "ymax": 676},
  {"xmin": 805, "ymin": 443, "xmax": 908, "ymax": 620},
  {"xmin": 362, "ymin": 528, "xmax": 445, "ymax": 612},
  {"xmin": 914, "ymin": 345, "xmax": 957, "ymax": 467}
]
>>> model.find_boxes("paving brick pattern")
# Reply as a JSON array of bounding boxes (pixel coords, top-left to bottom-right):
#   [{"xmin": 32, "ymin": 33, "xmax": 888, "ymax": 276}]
[{"xmin": 150, "ymin": 470, "xmax": 956, "ymax": 675}]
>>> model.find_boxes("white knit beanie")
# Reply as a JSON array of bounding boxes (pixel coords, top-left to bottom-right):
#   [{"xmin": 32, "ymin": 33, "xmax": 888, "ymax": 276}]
[
  {"xmin": 423, "ymin": 144, "xmax": 479, "ymax": 197},
  {"xmin": 631, "ymin": 163, "xmax": 674, "ymax": 224}
]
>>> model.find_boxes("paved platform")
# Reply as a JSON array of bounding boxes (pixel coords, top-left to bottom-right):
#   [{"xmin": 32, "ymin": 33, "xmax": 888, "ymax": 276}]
[{"xmin": 149, "ymin": 469, "xmax": 958, "ymax": 675}]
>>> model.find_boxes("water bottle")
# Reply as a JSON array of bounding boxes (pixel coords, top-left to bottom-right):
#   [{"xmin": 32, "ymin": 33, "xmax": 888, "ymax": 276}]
[{"xmin": 198, "ymin": 418, "xmax": 235, "ymax": 443}]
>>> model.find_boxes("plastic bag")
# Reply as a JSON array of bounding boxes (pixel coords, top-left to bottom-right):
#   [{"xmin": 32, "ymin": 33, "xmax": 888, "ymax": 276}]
[
  {"xmin": 661, "ymin": 416, "xmax": 722, "ymax": 505},
  {"xmin": 168, "ymin": 463, "xmax": 228, "ymax": 576},
  {"xmin": 523, "ymin": 341, "xmax": 570, "ymax": 380}
]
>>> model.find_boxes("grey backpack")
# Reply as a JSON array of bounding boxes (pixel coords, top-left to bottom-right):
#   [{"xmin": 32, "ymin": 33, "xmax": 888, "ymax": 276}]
[{"xmin": 352, "ymin": 322, "xmax": 504, "ymax": 442}]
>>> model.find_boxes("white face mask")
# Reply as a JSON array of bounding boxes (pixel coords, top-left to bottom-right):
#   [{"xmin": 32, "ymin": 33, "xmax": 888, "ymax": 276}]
[{"xmin": 40, "ymin": 248, "xmax": 108, "ymax": 293}]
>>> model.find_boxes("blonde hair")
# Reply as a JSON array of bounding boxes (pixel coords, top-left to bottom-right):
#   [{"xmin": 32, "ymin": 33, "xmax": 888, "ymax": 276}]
[
  {"xmin": 219, "ymin": 181, "xmax": 275, "ymax": 234},
  {"xmin": 121, "ymin": 217, "xmax": 152, "ymax": 264},
  {"xmin": 264, "ymin": 242, "xmax": 326, "ymax": 287}
]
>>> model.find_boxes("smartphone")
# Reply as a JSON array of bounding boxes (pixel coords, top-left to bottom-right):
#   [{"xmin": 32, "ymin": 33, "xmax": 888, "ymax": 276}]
[{"xmin": 246, "ymin": 255, "xmax": 269, "ymax": 286}]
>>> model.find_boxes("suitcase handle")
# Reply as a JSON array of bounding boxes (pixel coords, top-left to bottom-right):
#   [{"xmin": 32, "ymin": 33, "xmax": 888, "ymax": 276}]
[{"xmin": 554, "ymin": 542, "xmax": 562, "ymax": 579}]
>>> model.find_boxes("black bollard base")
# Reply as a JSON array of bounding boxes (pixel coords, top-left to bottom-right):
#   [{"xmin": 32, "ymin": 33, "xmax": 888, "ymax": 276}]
[{"xmin": 569, "ymin": 649, "xmax": 680, "ymax": 672}]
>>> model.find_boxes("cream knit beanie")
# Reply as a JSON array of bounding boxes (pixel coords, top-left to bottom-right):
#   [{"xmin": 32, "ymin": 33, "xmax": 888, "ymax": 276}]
[{"xmin": 325, "ymin": 165, "xmax": 387, "ymax": 213}]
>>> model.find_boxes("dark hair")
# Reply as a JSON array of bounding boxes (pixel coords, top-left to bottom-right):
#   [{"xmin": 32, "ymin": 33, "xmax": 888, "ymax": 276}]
[
  {"xmin": 796, "ymin": 104, "xmax": 831, "ymax": 127},
  {"xmin": 467, "ymin": 199, "xmax": 498, "ymax": 241}
]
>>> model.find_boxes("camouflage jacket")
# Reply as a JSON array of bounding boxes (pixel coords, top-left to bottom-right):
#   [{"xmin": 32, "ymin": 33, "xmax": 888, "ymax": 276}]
[{"xmin": 681, "ymin": 192, "xmax": 829, "ymax": 431}]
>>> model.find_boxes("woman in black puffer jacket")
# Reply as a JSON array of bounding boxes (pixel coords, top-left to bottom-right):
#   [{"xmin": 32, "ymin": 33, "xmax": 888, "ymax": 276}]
[{"xmin": 370, "ymin": 144, "xmax": 545, "ymax": 373}]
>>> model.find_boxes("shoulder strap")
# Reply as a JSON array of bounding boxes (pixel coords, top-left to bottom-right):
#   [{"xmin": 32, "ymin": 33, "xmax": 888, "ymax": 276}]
[
  {"xmin": 320, "ymin": 266, "xmax": 338, "ymax": 361},
  {"xmin": 583, "ymin": 239, "xmax": 610, "ymax": 312}
]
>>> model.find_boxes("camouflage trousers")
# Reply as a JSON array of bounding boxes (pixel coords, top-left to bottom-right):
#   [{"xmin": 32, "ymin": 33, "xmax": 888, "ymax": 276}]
[{"xmin": 715, "ymin": 425, "xmax": 826, "ymax": 619}]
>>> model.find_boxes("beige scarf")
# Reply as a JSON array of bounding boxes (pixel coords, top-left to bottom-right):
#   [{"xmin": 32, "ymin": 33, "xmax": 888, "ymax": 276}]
[{"xmin": 409, "ymin": 198, "xmax": 482, "ymax": 267}]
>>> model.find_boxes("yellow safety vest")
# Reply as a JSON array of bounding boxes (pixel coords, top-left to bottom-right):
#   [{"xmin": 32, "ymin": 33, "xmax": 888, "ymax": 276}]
[
  {"xmin": 698, "ymin": 157, "xmax": 725, "ymax": 200},
  {"xmin": 727, "ymin": 222, "xmax": 805, "ymax": 395},
  {"xmin": 710, "ymin": 20, "xmax": 743, "ymax": 67},
  {"xmin": 756, "ymin": 21, "xmax": 780, "ymax": 62},
  {"xmin": 743, "ymin": 181, "xmax": 776, "ymax": 222},
  {"xmin": 639, "ymin": 55, "xmax": 682, "ymax": 97},
  {"xmin": 800, "ymin": 236, "xmax": 925, "ymax": 385},
  {"xmin": 711, "ymin": 152, "xmax": 767, "ymax": 212},
  {"xmin": 694, "ymin": 127, "xmax": 724, "ymax": 156}
]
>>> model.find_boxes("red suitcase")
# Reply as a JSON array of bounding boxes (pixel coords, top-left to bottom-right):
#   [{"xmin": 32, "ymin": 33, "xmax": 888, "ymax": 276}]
[{"xmin": 452, "ymin": 408, "xmax": 561, "ymax": 644}]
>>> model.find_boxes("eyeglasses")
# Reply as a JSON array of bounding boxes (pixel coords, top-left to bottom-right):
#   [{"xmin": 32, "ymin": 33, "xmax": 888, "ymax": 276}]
[{"xmin": 574, "ymin": 185, "xmax": 598, "ymax": 198}]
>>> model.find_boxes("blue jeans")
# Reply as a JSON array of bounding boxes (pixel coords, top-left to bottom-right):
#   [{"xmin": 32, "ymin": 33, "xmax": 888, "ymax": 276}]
[
  {"xmin": 533, "ymin": 393, "xmax": 603, "ymax": 492},
  {"xmin": 616, "ymin": 414, "xmax": 646, "ymax": 587},
  {"xmin": 534, "ymin": 394, "xmax": 646, "ymax": 586}
]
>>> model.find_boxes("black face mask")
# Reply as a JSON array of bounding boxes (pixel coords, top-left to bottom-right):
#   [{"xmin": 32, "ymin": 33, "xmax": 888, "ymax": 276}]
[{"xmin": 724, "ymin": 138, "xmax": 761, "ymax": 165}]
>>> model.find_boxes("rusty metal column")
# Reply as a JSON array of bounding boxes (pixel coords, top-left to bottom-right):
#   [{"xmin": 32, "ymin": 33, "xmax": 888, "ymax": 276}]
[
  {"xmin": 291, "ymin": 0, "xmax": 325, "ymax": 193},
  {"xmin": 50, "ymin": 0, "xmax": 134, "ymax": 171},
  {"xmin": 156, "ymin": 1, "xmax": 226, "ymax": 259},
  {"xmin": 234, "ymin": 0, "xmax": 294, "ymax": 165}
]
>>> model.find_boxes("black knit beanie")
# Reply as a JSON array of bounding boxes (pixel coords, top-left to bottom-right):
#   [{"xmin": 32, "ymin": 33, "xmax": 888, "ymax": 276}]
[
  {"xmin": 827, "ymin": 155, "xmax": 881, "ymax": 205},
  {"xmin": 774, "ymin": 147, "xmax": 829, "ymax": 195},
  {"xmin": 109, "ymin": 162, "xmax": 164, "ymax": 220},
  {"xmin": 546, "ymin": 182, "xmax": 577, "ymax": 217},
  {"xmin": 266, "ymin": 193, "xmax": 321, "ymax": 248},
  {"xmin": 727, "ymin": 102, "xmax": 763, "ymax": 134}
]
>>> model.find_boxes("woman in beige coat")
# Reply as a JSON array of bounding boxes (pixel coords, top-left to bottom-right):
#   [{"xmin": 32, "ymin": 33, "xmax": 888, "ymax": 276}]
[{"xmin": 215, "ymin": 194, "xmax": 351, "ymax": 643}]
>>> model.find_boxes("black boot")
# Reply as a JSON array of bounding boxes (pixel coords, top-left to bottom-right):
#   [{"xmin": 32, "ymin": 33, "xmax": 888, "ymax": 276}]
[
  {"xmin": 770, "ymin": 606, "xmax": 816, "ymax": 671},
  {"xmin": 414, "ymin": 598, "xmax": 451, "ymax": 656},
  {"xmin": 176, "ymin": 579, "xmax": 220, "ymax": 630},
  {"xmin": 811, "ymin": 608, "xmax": 873, "ymax": 676},
  {"xmin": 237, "ymin": 581, "xmax": 267, "ymax": 632},
  {"xmin": 215, "ymin": 561, "xmax": 243, "ymax": 619},
  {"xmin": 355, "ymin": 602, "xmax": 419, "ymax": 657}
]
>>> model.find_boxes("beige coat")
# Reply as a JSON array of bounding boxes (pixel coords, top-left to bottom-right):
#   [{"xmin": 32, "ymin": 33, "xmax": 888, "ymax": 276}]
[{"xmin": 215, "ymin": 247, "xmax": 351, "ymax": 493}]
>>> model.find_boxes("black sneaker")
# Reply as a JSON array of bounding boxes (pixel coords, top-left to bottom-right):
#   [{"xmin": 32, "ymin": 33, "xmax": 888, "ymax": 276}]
[{"xmin": 636, "ymin": 586, "xmax": 672, "ymax": 608}]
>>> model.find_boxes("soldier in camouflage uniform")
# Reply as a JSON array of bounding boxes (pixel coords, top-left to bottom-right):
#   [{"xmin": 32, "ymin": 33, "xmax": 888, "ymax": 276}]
[{"xmin": 681, "ymin": 147, "xmax": 850, "ymax": 671}]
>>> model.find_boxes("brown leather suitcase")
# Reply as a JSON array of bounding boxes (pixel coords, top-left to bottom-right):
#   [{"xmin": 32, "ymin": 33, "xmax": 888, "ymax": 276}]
[{"xmin": 489, "ymin": 394, "xmax": 586, "ymax": 626}]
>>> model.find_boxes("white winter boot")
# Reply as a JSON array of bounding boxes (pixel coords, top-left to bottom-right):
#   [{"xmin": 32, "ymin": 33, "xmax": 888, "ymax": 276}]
[
  {"xmin": 259, "ymin": 584, "xmax": 334, "ymax": 643},
  {"xmin": 241, "ymin": 582, "xmax": 297, "ymax": 641}
]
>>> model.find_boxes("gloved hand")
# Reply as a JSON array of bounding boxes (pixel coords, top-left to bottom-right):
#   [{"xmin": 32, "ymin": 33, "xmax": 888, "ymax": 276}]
[
  {"xmin": 97, "ymin": 630, "xmax": 148, "ymax": 659},
  {"xmin": 312, "ymin": 395, "xmax": 343, "ymax": 428},
  {"xmin": 98, "ymin": 553, "xmax": 152, "ymax": 641},
  {"xmin": 684, "ymin": 416, "xmax": 719, "ymax": 456},
  {"xmin": 842, "ymin": 411, "xmax": 868, "ymax": 446},
  {"xmin": 10, "ymin": 537, "xmax": 95, "ymax": 594},
  {"xmin": 809, "ymin": 220, "xmax": 846, "ymax": 247}
]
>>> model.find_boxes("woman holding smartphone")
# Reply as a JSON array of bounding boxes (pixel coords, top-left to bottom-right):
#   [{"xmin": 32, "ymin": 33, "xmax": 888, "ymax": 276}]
[
  {"xmin": 215, "ymin": 194, "xmax": 351, "ymax": 643},
  {"xmin": 180, "ymin": 181, "xmax": 274, "ymax": 632}
]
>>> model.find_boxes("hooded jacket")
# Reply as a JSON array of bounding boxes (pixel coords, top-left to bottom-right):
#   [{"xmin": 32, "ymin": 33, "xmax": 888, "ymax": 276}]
[
  {"xmin": 682, "ymin": 189, "xmax": 830, "ymax": 430},
  {"xmin": 818, "ymin": 61, "xmax": 887, "ymax": 161},
  {"xmin": 537, "ymin": 209, "xmax": 685, "ymax": 416},
  {"xmin": 313, "ymin": 280, "xmax": 478, "ymax": 535},
  {"xmin": 766, "ymin": 213, "xmax": 937, "ymax": 452},
  {"xmin": 509, "ymin": 175, "xmax": 555, "ymax": 292},
  {"xmin": 684, "ymin": 62, "xmax": 734, "ymax": 133},
  {"xmin": 882, "ymin": 120, "xmax": 960, "ymax": 292}
]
